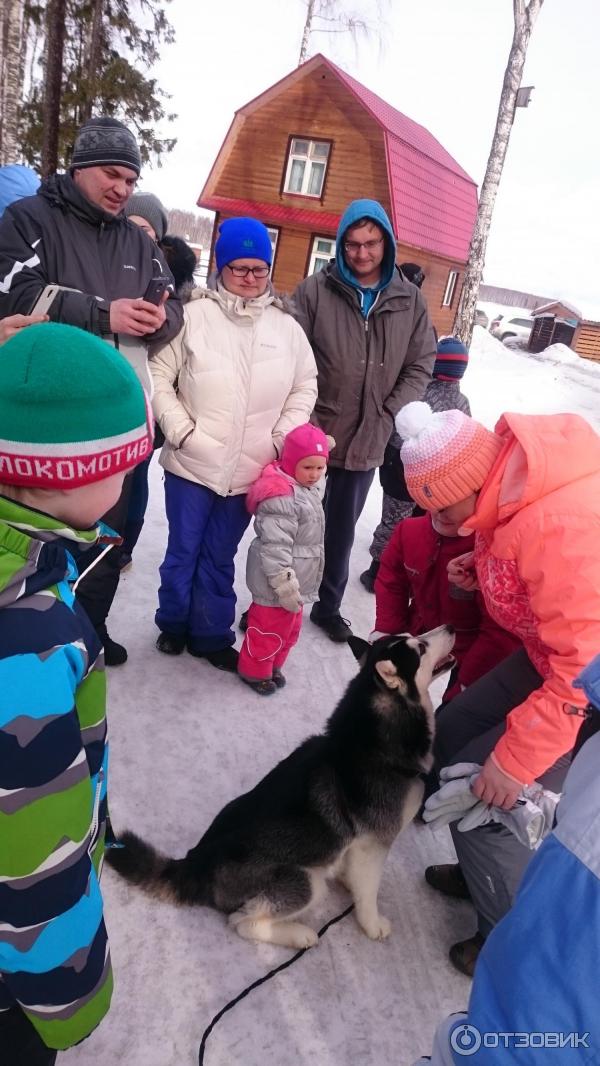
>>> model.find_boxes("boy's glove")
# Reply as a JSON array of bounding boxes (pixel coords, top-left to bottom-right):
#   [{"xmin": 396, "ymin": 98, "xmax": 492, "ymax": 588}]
[{"xmin": 271, "ymin": 569, "xmax": 302, "ymax": 613}]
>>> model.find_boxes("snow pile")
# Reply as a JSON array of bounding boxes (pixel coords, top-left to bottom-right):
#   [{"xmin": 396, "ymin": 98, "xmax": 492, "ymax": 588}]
[{"xmin": 465, "ymin": 326, "xmax": 600, "ymax": 432}]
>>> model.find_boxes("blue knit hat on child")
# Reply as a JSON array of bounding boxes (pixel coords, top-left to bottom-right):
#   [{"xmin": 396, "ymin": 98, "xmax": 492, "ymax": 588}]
[
  {"xmin": 433, "ymin": 336, "xmax": 469, "ymax": 381},
  {"xmin": 215, "ymin": 218, "xmax": 272, "ymax": 272}
]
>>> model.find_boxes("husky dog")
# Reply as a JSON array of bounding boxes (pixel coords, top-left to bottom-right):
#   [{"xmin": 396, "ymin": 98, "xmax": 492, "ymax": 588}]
[{"xmin": 106, "ymin": 625, "xmax": 455, "ymax": 949}]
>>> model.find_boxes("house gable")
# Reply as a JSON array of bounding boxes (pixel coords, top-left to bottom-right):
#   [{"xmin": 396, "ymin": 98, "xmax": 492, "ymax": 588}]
[{"xmin": 200, "ymin": 63, "xmax": 391, "ymax": 226}]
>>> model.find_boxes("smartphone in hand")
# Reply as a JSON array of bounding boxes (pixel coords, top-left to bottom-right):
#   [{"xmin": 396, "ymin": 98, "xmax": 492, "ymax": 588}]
[
  {"xmin": 143, "ymin": 277, "xmax": 170, "ymax": 305},
  {"xmin": 29, "ymin": 285, "xmax": 59, "ymax": 316}
]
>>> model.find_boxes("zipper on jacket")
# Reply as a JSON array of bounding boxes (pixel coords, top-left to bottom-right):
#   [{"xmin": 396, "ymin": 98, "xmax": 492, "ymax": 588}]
[{"xmin": 88, "ymin": 766, "xmax": 104, "ymax": 857}]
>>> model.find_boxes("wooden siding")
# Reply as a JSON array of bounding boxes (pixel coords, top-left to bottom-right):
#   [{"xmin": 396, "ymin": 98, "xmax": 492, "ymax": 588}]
[
  {"xmin": 574, "ymin": 322, "xmax": 600, "ymax": 362},
  {"xmin": 209, "ymin": 66, "xmax": 392, "ymax": 221},
  {"xmin": 209, "ymin": 215, "xmax": 463, "ymax": 334},
  {"xmin": 396, "ymin": 241, "xmax": 464, "ymax": 336}
]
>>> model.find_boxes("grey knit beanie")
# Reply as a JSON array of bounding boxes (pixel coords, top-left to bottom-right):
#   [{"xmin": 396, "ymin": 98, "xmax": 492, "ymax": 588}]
[
  {"xmin": 70, "ymin": 117, "xmax": 141, "ymax": 177},
  {"xmin": 123, "ymin": 191, "xmax": 168, "ymax": 241}
]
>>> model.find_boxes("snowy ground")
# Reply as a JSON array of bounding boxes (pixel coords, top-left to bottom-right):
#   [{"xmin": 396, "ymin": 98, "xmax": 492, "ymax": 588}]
[{"xmin": 69, "ymin": 331, "xmax": 599, "ymax": 1066}]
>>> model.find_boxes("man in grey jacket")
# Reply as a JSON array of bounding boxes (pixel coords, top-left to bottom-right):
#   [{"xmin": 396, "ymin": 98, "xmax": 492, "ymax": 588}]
[
  {"xmin": 0, "ymin": 117, "xmax": 183, "ymax": 663},
  {"xmin": 294, "ymin": 198, "xmax": 436, "ymax": 641}
]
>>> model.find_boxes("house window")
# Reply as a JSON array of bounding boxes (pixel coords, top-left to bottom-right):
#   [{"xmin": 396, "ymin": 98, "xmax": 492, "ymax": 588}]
[
  {"xmin": 284, "ymin": 138, "xmax": 330, "ymax": 198},
  {"xmin": 266, "ymin": 227, "xmax": 279, "ymax": 263},
  {"xmin": 442, "ymin": 270, "xmax": 459, "ymax": 307},
  {"xmin": 308, "ymin": 236, "xmax": 335, "ymax": 275}
]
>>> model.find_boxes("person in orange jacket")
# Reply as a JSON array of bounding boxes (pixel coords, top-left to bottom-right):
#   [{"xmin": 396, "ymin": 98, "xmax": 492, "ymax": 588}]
[{"xmin": 395, "ymin": 400, "xmax": 600, "ymax": 976}]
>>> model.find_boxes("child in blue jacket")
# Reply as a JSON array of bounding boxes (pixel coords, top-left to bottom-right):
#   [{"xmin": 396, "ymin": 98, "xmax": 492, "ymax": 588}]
[{"xmin": 0, "ymin": 323, "xmax": 152, "ymax": 1063}]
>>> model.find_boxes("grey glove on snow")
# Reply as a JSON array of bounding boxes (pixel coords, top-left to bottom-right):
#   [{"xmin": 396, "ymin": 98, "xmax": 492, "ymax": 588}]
[
  {"xmin": 271, "ymin": 569, "xmax": 302, "ymax": 613},
  {"xmin": 423, "ymin": 763, "xmax": 560, "ymax": 850}
]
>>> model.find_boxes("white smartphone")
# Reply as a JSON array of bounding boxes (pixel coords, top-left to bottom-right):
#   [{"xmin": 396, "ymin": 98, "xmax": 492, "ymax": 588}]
[{"xmin": 29, "ymin": 285, "xmax": 60, "ymax": 316}]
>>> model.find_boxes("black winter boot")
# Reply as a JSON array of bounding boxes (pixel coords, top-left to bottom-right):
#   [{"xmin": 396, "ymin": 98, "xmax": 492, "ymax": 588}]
[
  {"xmin": 97, "ymin": 625, "xmax": 127, "ymax": 666},
  {"xmin": 156, "ymin": 632, "xmax": 186, "ymax": 655},
  {"xmin": 359, "ymin": 559, "xmax": 380, "ymax": 593}
]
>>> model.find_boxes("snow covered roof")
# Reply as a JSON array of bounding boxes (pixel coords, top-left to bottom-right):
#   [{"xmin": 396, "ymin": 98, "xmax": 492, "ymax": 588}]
[{"xmin": 533, "ymin": 299, "xmax": 583, "ymax": 320}]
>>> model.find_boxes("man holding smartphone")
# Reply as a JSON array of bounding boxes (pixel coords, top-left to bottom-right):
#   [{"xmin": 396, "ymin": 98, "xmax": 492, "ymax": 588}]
[{"xmin": 0, "ymin": 116, "xmax": 183, "ymax": 665}]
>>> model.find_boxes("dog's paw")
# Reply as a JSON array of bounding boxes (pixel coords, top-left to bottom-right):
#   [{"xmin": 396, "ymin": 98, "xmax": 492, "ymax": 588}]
[
  {"xmin": 360, "ymin": 914, "xmax": 392, "ymax": 941},
  {"xmin": 287, "ymin": 925, "xmax": 319, "ymax": 950}
]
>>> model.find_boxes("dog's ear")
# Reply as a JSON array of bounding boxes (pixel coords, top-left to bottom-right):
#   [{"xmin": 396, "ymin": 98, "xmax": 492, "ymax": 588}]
[
  {"xmin": 375, "ymin": 659, "xmax": 407, "ymax": 694},
  {"xmin": 348, "ymin": 635, "xmax": 370, "ymax": 663}
]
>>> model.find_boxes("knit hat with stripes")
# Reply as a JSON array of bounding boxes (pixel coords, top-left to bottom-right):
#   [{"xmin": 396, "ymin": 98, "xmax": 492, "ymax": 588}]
[
  {"xmin": 395, "ymin": 401, "xmax": 504, "ymax": 511},
  {"xmin": 433, "ymin": 336, "xmax": 469, "ymax": 380},
  {"xmin": 0, "ymin": 323, "xmax": 153, "ymax": 489}
]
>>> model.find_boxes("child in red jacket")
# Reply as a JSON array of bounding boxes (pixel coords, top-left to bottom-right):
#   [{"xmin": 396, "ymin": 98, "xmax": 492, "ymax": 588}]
[{"xmin": 373, "ymin": 511, "xmax": 519, "ymax": 700}]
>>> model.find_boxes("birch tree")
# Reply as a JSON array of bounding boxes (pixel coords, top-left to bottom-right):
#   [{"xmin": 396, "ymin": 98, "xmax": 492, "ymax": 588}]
[
  {"xmin": 453, "ymin": 0, "xmax": 544, "ymax": 346},
  {"xmin": 0, "ymin": 0, "xmax": 26, "ymax": 164},
  {"xmin": 298, "ymin": 0, "xmax": 384, "ymax": 65}
]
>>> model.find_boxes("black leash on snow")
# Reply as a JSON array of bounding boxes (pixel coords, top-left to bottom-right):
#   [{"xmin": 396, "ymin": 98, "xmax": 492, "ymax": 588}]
[{"xmin": 198, "ymin": 904, "xmax": 354, "ymax": 1065}]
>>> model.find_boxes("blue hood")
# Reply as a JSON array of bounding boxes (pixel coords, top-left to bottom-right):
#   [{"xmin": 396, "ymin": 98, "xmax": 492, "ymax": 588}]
[
  {"xmin": 0, "ymin": 164, "xmax": 40, "ymax": 217},
  {"xmin": 335, "ymin": 198, "xmax": 397, "ymax": 295},
  {"xmin": 574, "ymin": 655, "xmax": 600, "ymax": 712}
]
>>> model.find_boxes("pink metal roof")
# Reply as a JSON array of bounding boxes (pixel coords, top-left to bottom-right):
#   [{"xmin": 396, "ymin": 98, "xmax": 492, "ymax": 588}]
[
  {"xmin": 324, "ymin": 58, "xmax": 478, "ymax": 260},
  {"xmin": 199, "ymin": 195, "xmax": 341, "ymax": 233}
]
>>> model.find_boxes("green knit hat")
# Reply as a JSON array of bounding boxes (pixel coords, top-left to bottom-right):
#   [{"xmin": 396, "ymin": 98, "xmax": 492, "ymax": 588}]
[{"xmin": 0, "ymin": 323, "xmax": 153, "ymax": 489}]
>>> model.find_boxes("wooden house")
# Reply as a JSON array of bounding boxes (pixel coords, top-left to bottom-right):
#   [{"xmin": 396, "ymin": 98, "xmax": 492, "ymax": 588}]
[{"xmin": 197, "ymin": 54, "xmax": 478, "ymax": 334}]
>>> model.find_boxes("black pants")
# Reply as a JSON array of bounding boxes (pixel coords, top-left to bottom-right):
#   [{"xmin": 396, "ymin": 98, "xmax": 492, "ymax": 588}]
[
  {"xmin": 0, "ymin": 1007, "xmax": 57, "ymax": 1066},
  {"xmin": 313, "ymin": 467, "xmax": 375, "ymax": 618},
  {"xmin": 75, "ymin": 474, "xmax": 132, "ymax": 632},
  {"xmin": 434, "ymin": 648, "xmax": 571, "ymax": 937}
]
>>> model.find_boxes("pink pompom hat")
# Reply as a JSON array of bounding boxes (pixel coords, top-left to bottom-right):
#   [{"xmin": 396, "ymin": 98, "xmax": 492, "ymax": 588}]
[{"xmin": 395, "ymin": 401, "xmax": 504, "ymax": 511}]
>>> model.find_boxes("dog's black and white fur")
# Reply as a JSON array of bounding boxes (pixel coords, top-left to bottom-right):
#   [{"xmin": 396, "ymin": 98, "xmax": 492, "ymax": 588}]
[{"xmin": 106, "ymin": 626, "xmax": 455, "ymax": 949}]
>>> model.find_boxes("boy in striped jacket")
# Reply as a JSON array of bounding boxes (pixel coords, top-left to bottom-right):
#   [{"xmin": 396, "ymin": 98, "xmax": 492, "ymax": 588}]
[{"xmin": 0, "ymin": 323, "xmax": 152, "ymax": 1063}]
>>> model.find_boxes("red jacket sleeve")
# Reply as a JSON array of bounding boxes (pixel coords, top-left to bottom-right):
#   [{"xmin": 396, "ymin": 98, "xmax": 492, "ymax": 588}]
[
  {"xmin": 457, "ymin": 594, "xmax": 521, "ymax": 690},
  {"xmin": 374, "ymin": 524, "xmax": 411, "ymax": 634}
]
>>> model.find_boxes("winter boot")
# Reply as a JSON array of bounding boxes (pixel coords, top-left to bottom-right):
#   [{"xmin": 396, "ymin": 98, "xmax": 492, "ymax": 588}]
[
  {"xmin": 449, "ymin": 931, "xmax": 485, "ymax": 978},
  {"xmin": 187, "ymin": 645, "xmax": 239, "ymax": 673},
  {"xmin": 359, "ymin": 559, "xmax": 380, "ymax": 593},
  {"xmin": 97, "ymin": 624, "xmax": 127, "ymax": 667},
  {"xmin": 310, "ymin": 607, "xmax": 353, "ymax": 643},
  {"xmin": 240, "ymin": 676, "xmax": 277, "ymax": 697},
  {"xmin": 424, "ymin": 864, "xmax": 471, "ymax": 901},
  {"xmin": 156, "ymin": 632, "xmax": 186, "ymax": 656}
]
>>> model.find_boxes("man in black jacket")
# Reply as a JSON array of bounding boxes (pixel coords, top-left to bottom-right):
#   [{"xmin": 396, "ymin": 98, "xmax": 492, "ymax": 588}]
[{"xmin": 0, "ymin": 117, "xmax": 184, "ymax": 664}]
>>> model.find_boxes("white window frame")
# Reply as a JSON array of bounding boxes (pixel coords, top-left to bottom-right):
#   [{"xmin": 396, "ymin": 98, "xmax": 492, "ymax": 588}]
[
  {"xmin": 442, "ymin": 270, "xmax": 459, "ymax": 307},
  {"xmin": 307, "ymin": 235, "xmax": 335, "ymax": 276},
  {"xmin": 284, "ymin": 138, "xmax": 330, "ymax": 198},
  {"xmin": 266, "ymin": 227, "xmax": 279, "ymax": 264}
]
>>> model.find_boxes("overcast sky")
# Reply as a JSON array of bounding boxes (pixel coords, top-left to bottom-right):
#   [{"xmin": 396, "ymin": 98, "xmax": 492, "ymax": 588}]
[{"xmin": 145, "ymin": 0, "xmax": 600, "ymax": 316}]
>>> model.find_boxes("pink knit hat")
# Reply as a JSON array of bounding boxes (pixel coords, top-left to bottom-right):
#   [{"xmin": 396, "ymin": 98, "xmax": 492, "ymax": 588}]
[
  {"xmin": 395, "ymin": 402, "xmax": 504, "ymax": 510},
  {"xmin": 280, "ymin": 423, "xmax": 329, "ymax": 477}
]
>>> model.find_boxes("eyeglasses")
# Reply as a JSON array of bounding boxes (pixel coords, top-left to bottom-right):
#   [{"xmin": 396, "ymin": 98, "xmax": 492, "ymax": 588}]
[
  {"xmin": 225, "ymin": 264, "xmax": 270, "ymax": 278},
  {"xmin": 343, "ymin": 237, "xmax": 384, "ymax": 254}
]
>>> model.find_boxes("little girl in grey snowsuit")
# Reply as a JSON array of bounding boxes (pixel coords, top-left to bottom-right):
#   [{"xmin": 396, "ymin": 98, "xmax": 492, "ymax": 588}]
[{"xmin": 238, "ymin": 424, "xmax": 329, "ymax": 695}]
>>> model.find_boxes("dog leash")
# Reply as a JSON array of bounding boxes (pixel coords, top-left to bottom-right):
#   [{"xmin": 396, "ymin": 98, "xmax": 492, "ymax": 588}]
[{"xmin": 198, "ymin": 904, "xmax": 354, "ymax": 1065}]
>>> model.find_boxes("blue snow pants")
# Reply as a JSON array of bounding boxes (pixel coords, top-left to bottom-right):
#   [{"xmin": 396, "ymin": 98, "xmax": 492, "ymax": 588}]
[{"xmin": 156, "ymin": 471, "xmax": 250, "ymax": 653}]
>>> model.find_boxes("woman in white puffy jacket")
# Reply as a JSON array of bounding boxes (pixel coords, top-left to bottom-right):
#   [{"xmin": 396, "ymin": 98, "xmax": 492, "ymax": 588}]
[{"xmin": 149, "ymin": 217, "xmax": 318, "ymax": 672}]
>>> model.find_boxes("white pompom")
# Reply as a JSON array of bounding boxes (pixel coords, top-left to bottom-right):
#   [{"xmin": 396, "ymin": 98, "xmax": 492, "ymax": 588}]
[{"xmin": 395, "ymin": 401, "xmax": 434, "ymax": 441}]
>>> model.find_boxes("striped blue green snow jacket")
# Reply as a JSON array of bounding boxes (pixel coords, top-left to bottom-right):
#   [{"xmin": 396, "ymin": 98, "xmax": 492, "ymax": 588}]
[{"xmin": 0, "ymin": 494, "xmax": 115, "ymax": 1051}]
